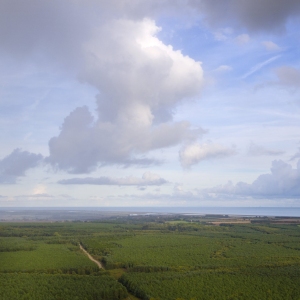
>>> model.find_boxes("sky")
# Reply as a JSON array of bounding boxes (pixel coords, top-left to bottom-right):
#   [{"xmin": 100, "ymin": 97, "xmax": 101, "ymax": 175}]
[{"xmin": 0, "ymin": 0, "xmax": 300, "ymax": 207}]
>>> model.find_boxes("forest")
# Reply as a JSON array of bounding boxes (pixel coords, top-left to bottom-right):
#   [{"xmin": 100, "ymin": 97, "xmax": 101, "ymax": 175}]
[{"xmin": 0, "ymin": 214, "xmax": 300, "ymax": 299}]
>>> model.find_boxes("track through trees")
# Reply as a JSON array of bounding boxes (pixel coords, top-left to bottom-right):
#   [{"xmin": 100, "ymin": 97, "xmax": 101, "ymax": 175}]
[{"xmin": 79, "ymin": 243, "xmax": 103, "ymax": 269}]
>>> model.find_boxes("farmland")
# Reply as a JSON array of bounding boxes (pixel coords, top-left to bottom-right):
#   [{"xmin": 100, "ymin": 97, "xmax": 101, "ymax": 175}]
[{"xmin": 1, "ymin": 214, "xmax": 300, "ymax": 299}]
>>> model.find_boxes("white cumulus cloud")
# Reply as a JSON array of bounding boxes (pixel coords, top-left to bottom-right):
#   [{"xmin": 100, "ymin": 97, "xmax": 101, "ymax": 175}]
[
  {"xmin": 47, "ymin": 18, "xmax": 204, "ymax": 173},
  {"xmin": 206, "ymin": 159, "xmax": 300, "ymax": 198}
]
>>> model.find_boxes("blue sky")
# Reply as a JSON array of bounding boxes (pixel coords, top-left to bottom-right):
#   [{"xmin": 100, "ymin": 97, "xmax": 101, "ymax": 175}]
[{"xmin": 0, "ymin": 0, "xmax": 300, "ymax": 207}]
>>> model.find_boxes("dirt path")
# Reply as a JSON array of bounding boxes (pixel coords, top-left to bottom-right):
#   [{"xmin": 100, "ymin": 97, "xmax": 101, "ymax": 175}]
[
  {"xmin": 79, "ymin": 244, "xmax": 136, "ymax": 300},
  {"xmin": 79, "ymin": 244, "xmax": 103, "ymax": 269}
]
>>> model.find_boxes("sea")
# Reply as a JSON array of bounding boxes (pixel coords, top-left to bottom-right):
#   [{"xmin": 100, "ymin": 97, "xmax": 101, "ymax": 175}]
[
  {"xmin": 1, "ymin": 207, "xmax": 300, "ymax": 217},
  {"xmin": 74, "ymin": 207, "xmax": 300, "ymax": 217}
]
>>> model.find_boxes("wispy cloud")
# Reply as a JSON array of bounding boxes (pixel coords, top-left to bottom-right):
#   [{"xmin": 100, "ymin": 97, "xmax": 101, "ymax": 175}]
[
  {"xmin": 247, "ymin": 142, "xmax": 284, "ymax": 156},
  {"xmin": 241, "ymin": 55, "xmax": 281, "ymax": 79},
  {"xmin": 58, "ymin": 172, "xmax": 168, "ymax": 186}
]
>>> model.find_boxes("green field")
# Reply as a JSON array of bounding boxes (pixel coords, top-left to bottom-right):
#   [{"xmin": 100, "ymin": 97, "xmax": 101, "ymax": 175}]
[{"xmin": 1, "ymin": 217, "xmax": 300, "ymax": 299}]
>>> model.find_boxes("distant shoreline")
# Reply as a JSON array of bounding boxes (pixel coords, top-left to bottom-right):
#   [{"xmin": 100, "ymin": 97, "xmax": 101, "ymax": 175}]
[{"xmin": 1, "ymin": 206, "xmax": 300, "ymax": 221}]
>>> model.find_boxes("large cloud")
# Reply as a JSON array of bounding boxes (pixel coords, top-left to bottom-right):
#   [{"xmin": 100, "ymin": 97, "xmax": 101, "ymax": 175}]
[
  {"xmin": 189, "ymin": 0, "xmax": 300, "ymax": 33},
  {"xmin": 0, "ymin": 2, "xmax": 204, "ymax": 174},
  {"xmin": 0, "ymin": 149, "xmax": 43, "ymax": 184},
  {"xmin": 47, "ymin": 106, "xmax": 197, "ymax": 173},
  {"xmin": 83, "ymin": 18, "xmax": 203, "ymax": 123},
  {"xmin": 47, "ymin": 19, "xmax": 204, "ymax": 173},
  {"xmin": 207, "ymin": 159, "xmax": 300, "ymax": 198}
]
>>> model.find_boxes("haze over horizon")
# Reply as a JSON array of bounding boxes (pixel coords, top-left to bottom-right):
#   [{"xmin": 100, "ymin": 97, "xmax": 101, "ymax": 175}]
[{"xmin": 1, "ymin": 0, "xmax": 300, "ymax": 207}]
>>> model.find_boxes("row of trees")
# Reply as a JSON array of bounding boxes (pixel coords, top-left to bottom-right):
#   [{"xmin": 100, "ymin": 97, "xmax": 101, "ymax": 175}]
[
  {"xmin": 120, "ymin": 268, "xmax": 300, "ymax": 300},
  {"xmin": 0, "ymin": 273, "xmax": 129, "ymax": 300}
]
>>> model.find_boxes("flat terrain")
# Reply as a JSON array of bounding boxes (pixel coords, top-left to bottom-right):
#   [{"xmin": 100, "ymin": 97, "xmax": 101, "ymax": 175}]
[{"xmin": 0, "ymin": 213, "xmax": 300, "ymax": 299}]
